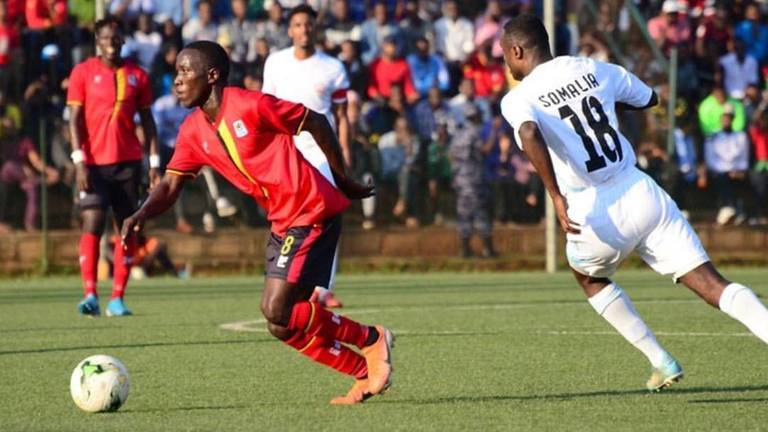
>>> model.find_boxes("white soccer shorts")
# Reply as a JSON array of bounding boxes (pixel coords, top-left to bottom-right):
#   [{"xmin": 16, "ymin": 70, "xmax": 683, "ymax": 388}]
[{"xmin": 565, "ymin": 166, "xmax": 709, "ymax": 281}]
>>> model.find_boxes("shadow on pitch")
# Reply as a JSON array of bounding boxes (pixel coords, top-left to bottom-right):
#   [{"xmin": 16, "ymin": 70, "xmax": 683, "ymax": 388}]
[
  {"xmin": 380, "ymin": 384, "xmax": 768, "ymax": 405},
  {"xmin": 124, "ymin": 405, "xmax": 247, "ymax": 414},
  {"xmin": 0, "ymin": 338, "xmax": 275, "ymax": 356}
]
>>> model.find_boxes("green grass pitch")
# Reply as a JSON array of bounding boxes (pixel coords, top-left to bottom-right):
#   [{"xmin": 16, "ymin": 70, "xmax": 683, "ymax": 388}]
[{"xmin": 1, "ymin": 269, "xmax": 767, "ymax": 431}]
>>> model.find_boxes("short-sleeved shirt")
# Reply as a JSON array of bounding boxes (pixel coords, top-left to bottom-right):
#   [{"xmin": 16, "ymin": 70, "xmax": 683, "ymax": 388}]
[
  {"xmin": 262, "ymin": 47, "xmax": 349, "ymax": 131},
  {"xmin": 501, "ymin": 56, "xmax": 652, "ymax": 194},
  {"xmin": 67, "ymin": 58, "xmax": 152, "ymax": 165},
  {"xmin": 167, "ymin": 87, "xmax": 350, "ymax": 236}
]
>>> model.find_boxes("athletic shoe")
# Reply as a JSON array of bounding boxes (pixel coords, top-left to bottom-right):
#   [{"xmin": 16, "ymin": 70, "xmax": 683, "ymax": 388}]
[
  {"xmin": 216, "ymin": 197, "xmax": 238, "ymax": 218},
  {"xmin": 646, "ymin": 354, "xmax": 684, "ymax": 392},
  {"xmin": 106, "ymin": 298, "xmax": 133, "ymax": 317},
  {"xmin": 330, "ymin": 379, "xmax": 371, "ymax": 405},
  {"xmin": 716, "ymin": 206, "xmax": 736, "ymax": 226},
  {"xmin": 362, "ymin": 326, "xmax": 394, "ymax": 395},
  {"xmin": 77, "ymin": 294, "xmax": 100, "ymax": 317}
]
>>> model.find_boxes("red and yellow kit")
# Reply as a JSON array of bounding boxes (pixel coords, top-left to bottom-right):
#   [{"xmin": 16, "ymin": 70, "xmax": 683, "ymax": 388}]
[
  {"xmin": 66, "ymin": 58, "xmax": 152, "ymax": 165},
  {"xmin": 168, "ymin": 87, "xmax": 350, "ymax": 235}
]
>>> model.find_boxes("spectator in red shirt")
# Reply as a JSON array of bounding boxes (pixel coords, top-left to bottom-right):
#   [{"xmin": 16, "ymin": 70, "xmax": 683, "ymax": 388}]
[
  {"xmin": 0, "ymin": 1, "xmax": 20, "ymax": 96},
  {"xmin": 367, "ymin": 36, "xmax": 418, "ymax": 104},
  {"xmin": 647, "ymin": 0, "xmax": 691, "ymax": 52},
  {"xmin": 121, "ymin": 40, "xmax": 394, "ymax": 406},
  {"xmin": 66, "ymin": 17, "xmax": 159, "ymax": 318},
  {"xmin": 24, "ymin": 0, "xmax": 66, "ymax": 30},
  {"xmin": 462, "ymin": 42, "xmax": 506, "ymax": 99}
]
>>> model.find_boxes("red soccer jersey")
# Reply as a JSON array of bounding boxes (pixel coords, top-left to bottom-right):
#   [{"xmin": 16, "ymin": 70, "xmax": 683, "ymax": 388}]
[
  {"xmin": 367, "ymin": 57, "xmax": 418, "ymax": 101},
  {"xmin": 167, "ymin": 87, "xmax": 350, "ymax": 235},
  {"xmin": 66, "ymin": 58, "xmax": 152, "ymax": 165}
]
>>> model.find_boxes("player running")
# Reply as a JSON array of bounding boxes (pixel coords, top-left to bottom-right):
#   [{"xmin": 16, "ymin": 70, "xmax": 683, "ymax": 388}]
[
  {"xmin": 67, "ymin": 17, "xmax": 160, "ymax": 317},
  {"xmin": 120, "ymin": 41, "xmax": 393, "ymax": 405},
  {"xmin": 500, "ymin": 15, "xmax": 768, "ymax": 391},
  {"xmin": 262, "ymin": 5, "xmax": 350, "ymax": 309}
]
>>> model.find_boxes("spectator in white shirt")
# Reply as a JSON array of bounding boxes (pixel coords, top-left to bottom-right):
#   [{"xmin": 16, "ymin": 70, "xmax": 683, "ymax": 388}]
[
  {"xmin": 218, "ymin": 0, "xmax": 258, "ymax": 64},
  {"xmin": 434, "ymin": 0, "xmax": 475, "ymax": 63},
  {"xmin": 109, "ymin": 0, "xmax": 155, "ymax": 22},
  {"xmin": 719, "ymin": 38, "xmax": 759, "ymax": 100},
  {"xmin": 123, "ymin": 13, "xmax": 162, "ymax": 71},
  {"xmin": 182, "ymin": 0, "xmax": 219, "ymax": 45},
  {"xmin": 705, "ymin": 106, "xmax": 750, "ymax": 225}
]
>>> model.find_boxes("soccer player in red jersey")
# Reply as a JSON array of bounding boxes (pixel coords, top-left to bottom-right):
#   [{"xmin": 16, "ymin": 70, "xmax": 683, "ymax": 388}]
[
  {"xmin": 67, "ymin": 17, "xmax": 160, "ymax": 317},
  {"xmin": 120, "ymin": 41, "xmax": 394, "ymax": 405}
]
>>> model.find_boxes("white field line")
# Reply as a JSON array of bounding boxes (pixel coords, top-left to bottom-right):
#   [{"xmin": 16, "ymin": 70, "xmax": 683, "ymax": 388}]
[{"xmin": 219, "ymin": 301, "xmax": 752, "ymax": 338}]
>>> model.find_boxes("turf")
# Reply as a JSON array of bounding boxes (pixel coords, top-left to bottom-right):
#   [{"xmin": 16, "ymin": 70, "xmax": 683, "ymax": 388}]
[{"xmin": 1, "ymin": 269, "xmax": 767, "ymax": 431}]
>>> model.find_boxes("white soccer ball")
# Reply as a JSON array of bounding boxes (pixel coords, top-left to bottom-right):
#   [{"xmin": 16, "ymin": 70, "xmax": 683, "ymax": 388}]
[{"xmin": 70, "ymin": 355, "xmax": 130, "ymax": 413}]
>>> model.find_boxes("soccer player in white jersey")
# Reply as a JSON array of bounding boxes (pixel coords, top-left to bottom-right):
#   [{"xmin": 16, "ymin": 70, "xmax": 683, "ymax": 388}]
[
  {"xmin": 263, "ymin": 4, "xmax": 350, "ymax": 308},
  {"xmin": 500, "ymin": 15, "xmax": 768, "ymax": 391}
]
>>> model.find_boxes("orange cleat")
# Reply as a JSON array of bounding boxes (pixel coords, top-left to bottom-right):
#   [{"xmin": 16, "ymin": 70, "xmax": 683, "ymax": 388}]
[
  {"xmin": 330, "ymin": 379, "xmax": 371, "ymax": 405},
  {"xmin": 361, "ymin": 326, "xmax": 394, "ymax": 395}
]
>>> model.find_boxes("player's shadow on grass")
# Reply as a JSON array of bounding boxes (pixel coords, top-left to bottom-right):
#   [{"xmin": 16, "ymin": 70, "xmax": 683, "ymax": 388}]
[
  {"xmin": 0, "ymin": 338, "xmax": 274, "ymax": 356},
  {"xmin": 688, "ymin": 398, "xmax": 768, "ymax": 404},
  {"xmin": 382, "ymin": 384, "xmax": 768, "ymax": 405}
]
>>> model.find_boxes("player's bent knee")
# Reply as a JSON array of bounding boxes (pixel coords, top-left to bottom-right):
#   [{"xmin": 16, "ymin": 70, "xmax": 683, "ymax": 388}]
[
  {"xmin": 265, "ymin": 321, "xmax": 294, "ymax": 340},
  {"xmin": 260, "ymin": 298, "xmax": 291, "ymax": 328}
]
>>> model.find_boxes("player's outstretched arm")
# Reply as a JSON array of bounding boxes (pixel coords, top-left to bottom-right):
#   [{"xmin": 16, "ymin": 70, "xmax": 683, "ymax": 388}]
[
  {"xmin": 518, "ymin": 121, "xmax": 581, "ymax": 235},
  {"xmin": 303, "ymin": 110, "xmax": 374, "ymax": 199},
  {"xmin": 616, "ymin": 91, "xmax": 658, "ymax": 112},
  {"xmin": 138, "ymin": 107, "xmax": 161, "ymax": 188},
  {"xmin": 121, "ymin": 173, "xmax": 188, "ymax": 245}
]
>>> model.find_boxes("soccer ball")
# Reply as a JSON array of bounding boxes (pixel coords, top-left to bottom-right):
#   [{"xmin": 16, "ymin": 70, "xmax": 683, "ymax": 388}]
[{"xmin": 70, "ymin": 355, "xmax": 130, "ymax": 413}]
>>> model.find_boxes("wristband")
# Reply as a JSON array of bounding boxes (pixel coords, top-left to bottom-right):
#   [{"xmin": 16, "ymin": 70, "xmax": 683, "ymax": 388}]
[
  {"xmin": 70, "ymin": 150, "xmax": 84, "ymax": 164},
  {"xmin": 149, "ymin": 154, "xmax": 161, "ymax": 169}
]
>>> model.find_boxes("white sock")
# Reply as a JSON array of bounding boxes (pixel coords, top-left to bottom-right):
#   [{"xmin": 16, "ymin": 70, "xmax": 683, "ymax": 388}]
[
  {"xmin": 588, "ymin": 283, "xmax": 669, "ymax": 367},
  {"xmin": 719, "ymin": 283, "xmax": 768, "ymax": 344}
]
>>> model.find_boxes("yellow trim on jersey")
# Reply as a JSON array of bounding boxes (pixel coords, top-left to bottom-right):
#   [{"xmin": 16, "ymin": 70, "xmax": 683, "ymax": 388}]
[
  {"xmin": 297, "ymin": 336, "xmax": 317, "ymax": 353},
  {"xmin": 295, "ymin": 108, "xmax": 309, "ymax": 135},
  {"xmin": 112, "ymin": 68, "xmax": 126, "ymax": 119},
  {"xmin": 165, "ymin": 169, "xmax": 198, "ymax": 178},
  {"xmin": 67, "ymin": 100, "xmax": 83, "ymax": 106},
  {"xmin": 217, "ymin": 121, "xmax": 259, "ymax": 185},
  {"xmin": 304, "ymin": 302, "xmax": 316, "ymax": 333}
]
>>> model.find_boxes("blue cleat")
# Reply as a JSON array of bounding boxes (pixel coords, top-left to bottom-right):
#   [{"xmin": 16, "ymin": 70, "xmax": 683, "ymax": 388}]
[
  {"xmin": 77, "ymin": 294, "xmax": 101, "ymax": 317},
  {"xmin": 106, "ymin": 298, "xmax": 133, "ymax": 317},
  {"xmin": 646, "ymin": 353, "xmax": 684, "ymax": 392}
]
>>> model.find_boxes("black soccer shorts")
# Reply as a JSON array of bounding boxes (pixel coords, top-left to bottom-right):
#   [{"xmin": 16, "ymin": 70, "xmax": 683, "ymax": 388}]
[{"xmin": 265, "ymin": 215, "xmax": 342, "ymax": 288}]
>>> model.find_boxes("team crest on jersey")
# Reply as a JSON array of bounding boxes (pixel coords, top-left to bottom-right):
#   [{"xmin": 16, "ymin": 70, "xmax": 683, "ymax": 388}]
[
  {"xmin": 94, "ymin": 75, "xmax": 102, "ymax": 84},
  {"xmin": 127, "ymin": 75, "xmax": 138, "ymax": 87},
  {"xmin": 233, "ymin": 120, "xmax": 248, "ymax": 138}
]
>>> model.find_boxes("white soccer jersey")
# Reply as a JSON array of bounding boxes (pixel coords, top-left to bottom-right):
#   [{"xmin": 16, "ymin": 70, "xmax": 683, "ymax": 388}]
[
  {"xmin": 501, "ymin": 56, "xmax": 653, "ymax": 194},
  {"xmin": 263, "ymin": 47, "xmax": 350, "ymax": 185},
  {"xmin": 263, "ymin": 47, "xmax": 349, "ymax": 129}
]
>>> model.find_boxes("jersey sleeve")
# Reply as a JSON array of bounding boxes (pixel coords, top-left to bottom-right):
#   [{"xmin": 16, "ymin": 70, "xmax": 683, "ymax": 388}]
[
  {"xmin": 66, "ymin": 63, "xmax": 86, "ymax": 106},
  {"xmin": 611, "ymin": 64, "xmax": 653, "ymax": 108},
  {"xmin": 500, "ymin": 92, "xmax": 537, "ymax": 150},
  {"xmin": 166, "ymin": 125, "xmax": 203, "ymax": 178},
  {"xmin": 254, "ymin": 92, "xmax": 308, "ymax": 136},
  {"xmin": 331, "ymin": 64, "xmax": 350, "ymax": 104}
]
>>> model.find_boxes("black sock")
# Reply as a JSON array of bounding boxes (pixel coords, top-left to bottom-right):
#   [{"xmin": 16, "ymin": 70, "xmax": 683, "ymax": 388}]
[{"xmin": 364, "ymin": 326, "xmax": 379, "ymax": 346}]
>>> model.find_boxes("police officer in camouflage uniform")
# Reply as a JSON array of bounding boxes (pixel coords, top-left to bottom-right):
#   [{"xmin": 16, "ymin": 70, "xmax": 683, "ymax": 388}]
[{"xmin": 449, "ymin": 103, "xmax": 496, "ymax": 258}]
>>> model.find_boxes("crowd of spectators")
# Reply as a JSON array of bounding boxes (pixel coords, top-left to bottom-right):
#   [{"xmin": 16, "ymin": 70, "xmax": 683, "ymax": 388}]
[{"xmin": 0, "ymin": 0, "xmax": 765, "ymax": 234}]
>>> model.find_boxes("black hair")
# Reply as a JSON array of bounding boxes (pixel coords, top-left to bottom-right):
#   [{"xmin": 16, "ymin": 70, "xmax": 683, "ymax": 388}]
[
  {"xmin": 184, "ymin": 40, "xmax": 230, "ymax": 84},
  {"xmin": 288, "ymin": 4, "xmax": 317, "ymax": 22},
  {"xmin": 95, "ymin": 16, "xmax": 123, "ymax": 35},
  {"xmin": 502, "ymin": 14, "xmax": 550, "ymax": 52}
]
